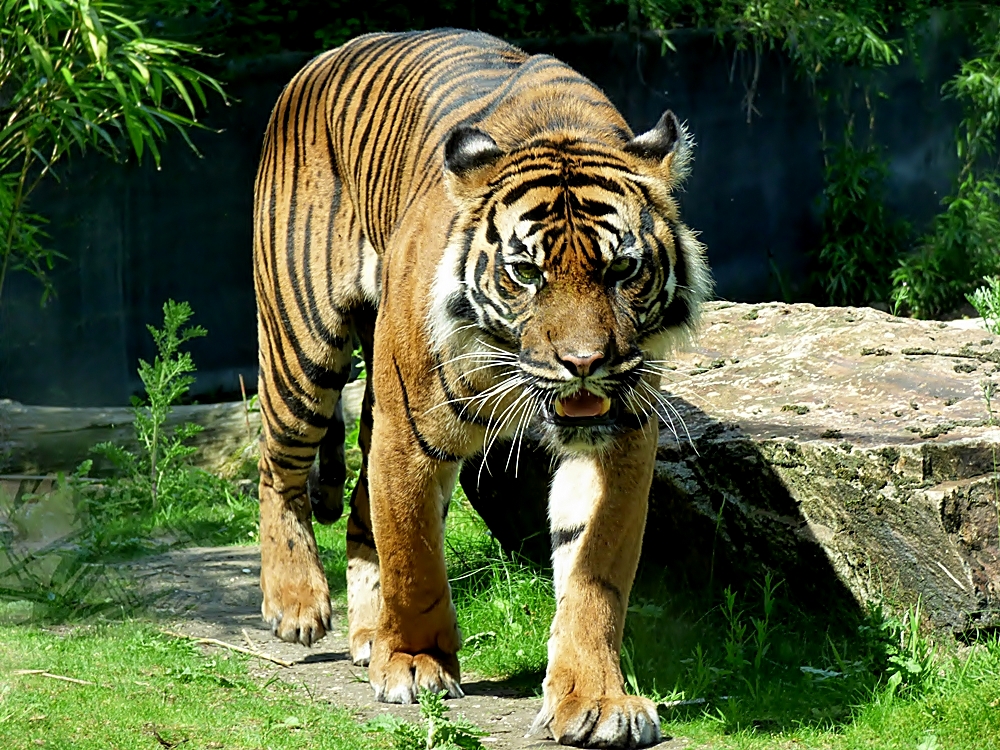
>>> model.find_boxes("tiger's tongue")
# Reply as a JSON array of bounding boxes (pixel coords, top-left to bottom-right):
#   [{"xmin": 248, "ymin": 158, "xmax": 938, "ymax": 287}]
[{"xmin": 556, "ymin": 389, "xmax": 611, "ymax": 418}]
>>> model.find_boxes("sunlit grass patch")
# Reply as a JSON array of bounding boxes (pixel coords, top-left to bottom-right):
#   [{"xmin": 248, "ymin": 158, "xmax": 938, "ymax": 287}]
[
  {"xmin": 0, "ymin": 622, "xmax": 389, "ymax": 750},
  {"xmin": 445, "ymin": 490, "xmax": 553, "ymax": 682}
]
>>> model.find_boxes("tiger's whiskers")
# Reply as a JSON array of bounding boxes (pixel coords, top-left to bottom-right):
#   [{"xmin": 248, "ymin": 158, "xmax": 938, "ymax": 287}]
[{"xmin": 637, "ymin": 378, "xmax": 697, "ymax": 453}]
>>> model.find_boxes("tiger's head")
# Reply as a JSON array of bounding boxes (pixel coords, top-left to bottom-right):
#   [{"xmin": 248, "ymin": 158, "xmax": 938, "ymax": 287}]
[{"xmin": 430, "ymin": 111, "xmax": 712, "ymax": 452}]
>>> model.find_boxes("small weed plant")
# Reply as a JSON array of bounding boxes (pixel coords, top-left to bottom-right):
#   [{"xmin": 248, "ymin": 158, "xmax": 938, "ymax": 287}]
[
  {"xmin": 364, "ymin": 690, "xmax": 486, "ymax": 750},
  {"xmin": 0, "ymin": 300, "xmax": 255, "ymax": 621},
  {"xmin": 968, "ymin": 277, "xmax": 1000, "ymax": 335},
  {"xmin": 94, "ymin": 299, "xmax": 206, "ymax": 508}
]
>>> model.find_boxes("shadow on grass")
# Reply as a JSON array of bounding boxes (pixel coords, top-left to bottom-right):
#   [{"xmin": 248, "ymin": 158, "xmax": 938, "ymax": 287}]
[{"xmin": 624, "ymin": 567, "xmax": 897, "ymax": 736}]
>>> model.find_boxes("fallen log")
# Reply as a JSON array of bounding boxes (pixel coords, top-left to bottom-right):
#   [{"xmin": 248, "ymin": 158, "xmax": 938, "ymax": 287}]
[{"xmin": 0, "ymin": 381, "xmax": 365, "ymax": 478}]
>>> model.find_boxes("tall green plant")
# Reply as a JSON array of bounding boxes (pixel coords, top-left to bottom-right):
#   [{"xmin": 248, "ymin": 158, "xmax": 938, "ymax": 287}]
[
  {"xmin": 892, "ymin": 13, "xmax": 1000, "ymax": 318},
  {"xmin": 94, "ymin": 299, "xmax": 206, "ymax": 508},
  {"xmin": 815, "ymin": 127, "xmax": 911, "ymax": 306},
  {"xmin": 0, "ymin": 0, "xmax": 224, "ymax": 305}
]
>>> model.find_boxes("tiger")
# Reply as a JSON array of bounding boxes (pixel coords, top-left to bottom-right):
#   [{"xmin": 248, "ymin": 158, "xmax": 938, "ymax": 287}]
[{"xmin": 253, "ymin": 28, "xmax": 711, "ymax": 748}]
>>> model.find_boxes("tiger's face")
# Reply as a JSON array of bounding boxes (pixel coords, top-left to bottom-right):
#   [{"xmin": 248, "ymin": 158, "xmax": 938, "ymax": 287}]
[{"xmin": 432, "ymin": 112, "xmax": 711, "ymax": 452}]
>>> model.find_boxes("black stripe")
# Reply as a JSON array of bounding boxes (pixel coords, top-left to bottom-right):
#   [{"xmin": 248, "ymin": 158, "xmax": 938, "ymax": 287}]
[
  {"xmin": 348, "ymin": 492, "xmax": 368, "ymax": 522},
  {"xmin": 346, "ymin": 533, "xmax": 376, "ymax": 549},
  {"xmin": 420, "ymin": 589, "xmax": 447, "ymax": 615},
  {"xmin": 656, "ymin": 296, "xmax": 693, "ymax": 331},
  {"xmin": 550, "ymin": 524, "xmax": 585, "ymax": 551},
  {"xmin": 501, "ymin": 174, "xmax": 564, "ymax": 206},
  {"xmin": 270, "ymin": 453, "xmax": 313, "ymax": 471},
  {"xmin": 434, "ymin": 356, "xmax": 492, "ymax": 427},
  {"xmin": 393, "ymin": 357, "xmax": 462, "ymax": 463}
]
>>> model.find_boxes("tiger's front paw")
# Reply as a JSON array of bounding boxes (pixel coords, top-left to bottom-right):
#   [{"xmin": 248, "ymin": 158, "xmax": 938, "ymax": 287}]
[
  {"xmin": 369, "ymin": 649, "xmax": 464, "ymax": 704},
  {"xmin": 533, "ymin": 692, "xmax": 661, "ymax": 748},
  {"xmin": 260, "ymin": 552, "xmax": 332, "ymax": 647}
]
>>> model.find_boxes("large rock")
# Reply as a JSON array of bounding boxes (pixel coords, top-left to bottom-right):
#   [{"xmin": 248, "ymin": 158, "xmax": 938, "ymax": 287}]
[{"xmin": 462, "ymin": 302, "xmax": 1000, "ymax": 635}]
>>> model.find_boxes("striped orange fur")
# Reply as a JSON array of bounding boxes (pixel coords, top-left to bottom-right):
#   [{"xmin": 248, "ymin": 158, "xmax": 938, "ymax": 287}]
[{"xmin": 254, "ymin": 29, "xmax": 710, "ymax": 747}]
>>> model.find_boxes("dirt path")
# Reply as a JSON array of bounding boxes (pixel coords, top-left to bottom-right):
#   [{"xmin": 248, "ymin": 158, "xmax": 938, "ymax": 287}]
[{"xmin": 130, "ymin": 546, "xmax": 687, "ymax": 749}]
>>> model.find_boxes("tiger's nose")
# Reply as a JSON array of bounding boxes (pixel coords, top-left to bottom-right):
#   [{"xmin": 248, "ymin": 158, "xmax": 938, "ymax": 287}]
[{"xmin": 557, "ymin": 351, "xmax": 605, "ymax": 377}]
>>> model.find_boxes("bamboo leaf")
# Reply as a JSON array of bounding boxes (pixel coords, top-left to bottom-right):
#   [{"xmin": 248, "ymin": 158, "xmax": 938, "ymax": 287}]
[{"xmin": 162, "ymin": 68, "xmax": 196, "ymax": 116}]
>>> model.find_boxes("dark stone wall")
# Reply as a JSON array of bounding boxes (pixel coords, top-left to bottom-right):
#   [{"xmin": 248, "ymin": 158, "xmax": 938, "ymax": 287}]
[{"xmin": 0, "ymin": 28, "xmax": 963, "ymax": 406}]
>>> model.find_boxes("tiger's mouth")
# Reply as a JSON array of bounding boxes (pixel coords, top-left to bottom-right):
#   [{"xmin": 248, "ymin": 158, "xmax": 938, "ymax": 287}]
[{"xmin": 544, "ymin": 388, "xmax": 616, "ymax": 427}]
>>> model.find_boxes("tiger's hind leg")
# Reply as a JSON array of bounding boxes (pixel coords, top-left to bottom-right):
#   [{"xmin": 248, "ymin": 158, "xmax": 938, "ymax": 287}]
[
  {"xmin": 308, "ymin": 398, "xmax": 347, "ymax": 525},
  {"xmin": 345, "ymin": 308, "xmax": 381, "ymax": 665},
  {"xmin": 256, "ymin": 299, "xmax": 354, "ymax": 645}
]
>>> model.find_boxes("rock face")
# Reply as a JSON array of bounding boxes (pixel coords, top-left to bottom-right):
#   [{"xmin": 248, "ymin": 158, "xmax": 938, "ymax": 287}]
[{"xmin": 462, "ymin": 302, "xmax": 1000, "ymax": 635}]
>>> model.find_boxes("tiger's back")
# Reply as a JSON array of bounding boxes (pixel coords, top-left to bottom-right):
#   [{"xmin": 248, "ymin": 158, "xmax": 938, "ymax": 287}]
[{"xmin": 256, "ymin": 29, "xmax": 634, "ymax": 291}]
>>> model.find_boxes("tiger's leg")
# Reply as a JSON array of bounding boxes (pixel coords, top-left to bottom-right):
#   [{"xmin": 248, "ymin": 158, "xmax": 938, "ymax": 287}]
[
  {"xmin": 364, "ymin": 356, "xmax": 463, "ymax": 702},
  {"xmin": 256, "ymin": 306, "xmax": 354, "ymax": 646},
  {"xmin": 533, "ymin": 427, "xmax": 662, "ymax": 748},
  {"xmin": 345, "ymin": 310, "xmax": 381, "ymax": 664},
  {"xmin": 308, "ymin": 398, "xmax": 346, "ymax": 525}
]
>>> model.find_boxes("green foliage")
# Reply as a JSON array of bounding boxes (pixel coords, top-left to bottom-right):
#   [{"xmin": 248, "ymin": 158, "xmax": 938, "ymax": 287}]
[
  {"xmin": 1, "ymin": 301, "xmax": 255, "ymax": 621},
  {"xmin": 445, "ymin": 494, "xmax": 553, "ymax": 680},
  {"xmin": 123, "ymin": 0, "xmax": 622, "ymax": 56},
  {"xmin": 892, "ymin": 176, "xmax": 1000, "ymax": 319},
  {"xmin": 125, "ymin": 0, "xmax": 907, "ymax": 64},
  {"xmin": 93, "ymin": 299, "xmax": 207, "ymax": 508},
  {"xmin": 968, "ymin": 277, "xmax": 1000, "ymax": 335},
  {"xmin": 892, "ymin": 13, "xmax": 1000, "ymax": 318},
  {"xmin": 0, "ymin": 0, "xmax": 224, "ymax": 304},
  {"xmin": 878, "ymin": 600, "xmax": 937, "ymax": 701},
  {"xmin": 637, "ymin": 0, "xmax": 901, "ymax": 72},
  {"xmin": 815, "ymin": 130, "xmax": 911, "ymax": 306},
  {"xmin": 364, "ymin": 690, "xmax": 486, "ymax": 750}
]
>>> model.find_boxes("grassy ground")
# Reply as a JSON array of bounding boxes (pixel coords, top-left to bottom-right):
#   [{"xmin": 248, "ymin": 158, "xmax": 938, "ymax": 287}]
[
  {"xmin": 0, "ymin": 621, "xmax": 391, "ymax": 750},
  {"xmin": 5, "ymin": 421, "xmax": 1000, "ymax": 749}
]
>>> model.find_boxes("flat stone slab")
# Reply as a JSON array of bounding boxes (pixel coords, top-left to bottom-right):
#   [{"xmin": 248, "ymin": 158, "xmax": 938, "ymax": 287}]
[{"xmin": 667, "ymin": 301, "xmax": 999, "ymax": 447}]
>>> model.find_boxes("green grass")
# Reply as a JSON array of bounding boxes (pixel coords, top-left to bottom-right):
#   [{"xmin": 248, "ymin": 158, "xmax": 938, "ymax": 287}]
[
  {"xmin": 0, "ymin": 621, "xmax": 390, "ymax": 750},
  {"xmin": 7, "ymin": 415, "xmax": 1000, "ymax": 749},
  {"xmin": 308, "ymin": 424, "xmax": 1000, "ymax": 749}
]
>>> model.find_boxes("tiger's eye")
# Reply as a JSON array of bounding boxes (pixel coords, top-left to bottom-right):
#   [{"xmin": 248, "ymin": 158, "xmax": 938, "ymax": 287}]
[
  {"xmin": 510, "ymin": 263, "xmax": 543, "ymax": 285},
  {"xmin": 606, "ymin": 256, "xmax": 638, "ymax": 283}
]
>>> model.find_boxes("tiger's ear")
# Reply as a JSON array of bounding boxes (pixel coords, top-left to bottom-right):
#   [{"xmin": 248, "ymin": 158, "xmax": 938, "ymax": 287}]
[
  {"xmin": 624, "ymin": 110, "xmax": 692, "ymax": 186},
  {"xmin": 444, "ymin": 126, "xmax": 504, "ymax": 196}
]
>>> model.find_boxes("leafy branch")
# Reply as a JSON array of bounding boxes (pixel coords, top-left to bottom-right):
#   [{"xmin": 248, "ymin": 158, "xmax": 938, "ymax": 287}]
[
  {"xmin": 0, "ymin": 0, "xmax": 225, "ymax": 305},
  {"xmin": 892, "ymin": 10, "xmax": 1000, "ymax": 318}
]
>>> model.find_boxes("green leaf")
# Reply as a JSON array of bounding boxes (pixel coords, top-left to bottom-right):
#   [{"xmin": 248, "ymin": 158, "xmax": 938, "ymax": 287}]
[{"xmin": 162, "ymin": 68, "xmax": 196, "ymax": 117}]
